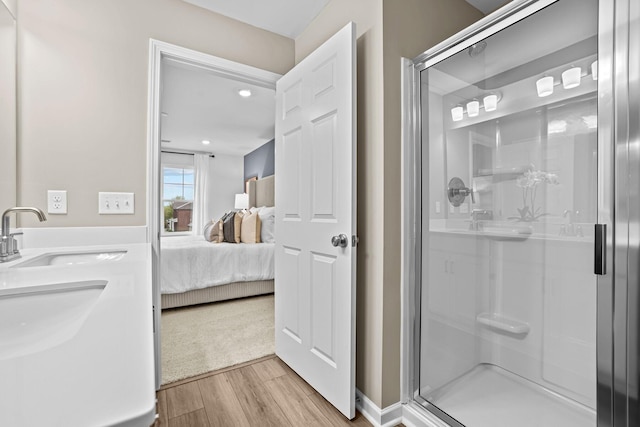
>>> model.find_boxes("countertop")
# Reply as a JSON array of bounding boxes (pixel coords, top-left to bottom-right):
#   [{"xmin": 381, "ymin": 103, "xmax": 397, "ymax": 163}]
[{"xmin": 0, "ymin": 243, "xmax": 156, "ymax": 427}]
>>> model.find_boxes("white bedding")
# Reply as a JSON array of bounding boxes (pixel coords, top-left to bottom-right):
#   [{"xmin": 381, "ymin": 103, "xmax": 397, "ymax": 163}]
[{"xmin": 160, "ymin": 235, "xmax": 274, "ymax": 294}]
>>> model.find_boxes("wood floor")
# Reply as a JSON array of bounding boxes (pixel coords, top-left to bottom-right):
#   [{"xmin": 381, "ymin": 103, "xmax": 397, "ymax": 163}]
[{"xmin": 154, "ymin": 355, "xmax": 375, "ymax": 427}]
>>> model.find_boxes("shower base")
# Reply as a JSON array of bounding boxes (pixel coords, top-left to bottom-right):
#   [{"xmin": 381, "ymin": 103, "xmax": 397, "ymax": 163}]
[{"xmin": 422, "ymin": 364, "xmax": 595, "ymax": 427}]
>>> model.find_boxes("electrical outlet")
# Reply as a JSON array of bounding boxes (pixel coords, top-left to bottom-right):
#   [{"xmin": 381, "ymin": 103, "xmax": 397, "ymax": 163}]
[{"xmin": 47, "ymin": 190, "xmax": 67, "ymax": 214}]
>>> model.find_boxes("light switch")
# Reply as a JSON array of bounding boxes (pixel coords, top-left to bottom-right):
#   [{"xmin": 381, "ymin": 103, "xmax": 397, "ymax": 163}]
[{"xmin": 99, "ymin": 192, "xmax": 134, "ymax": 214}]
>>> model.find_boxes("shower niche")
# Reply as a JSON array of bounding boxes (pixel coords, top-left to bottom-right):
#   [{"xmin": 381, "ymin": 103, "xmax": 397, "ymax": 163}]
[{"xmin": 417, "ymin": 1, "xmax": 598, "ymax": 426}]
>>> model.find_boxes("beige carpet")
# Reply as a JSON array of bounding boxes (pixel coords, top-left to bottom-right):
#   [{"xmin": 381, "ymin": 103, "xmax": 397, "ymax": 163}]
[{"xmin": 161, "ymin": 294, "xmax": 275, "ymax": 385}]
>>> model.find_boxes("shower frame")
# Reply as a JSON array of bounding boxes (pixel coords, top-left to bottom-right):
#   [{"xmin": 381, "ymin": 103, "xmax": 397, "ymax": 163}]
[{"xmin": 400, "ymin": 0, "xmax": 640, "ymax": 426}]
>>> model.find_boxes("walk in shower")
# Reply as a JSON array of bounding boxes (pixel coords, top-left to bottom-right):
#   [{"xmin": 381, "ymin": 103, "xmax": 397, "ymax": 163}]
[{"xmin": 404, "ymin": 0, "xmax": 640, "ymax": 426}]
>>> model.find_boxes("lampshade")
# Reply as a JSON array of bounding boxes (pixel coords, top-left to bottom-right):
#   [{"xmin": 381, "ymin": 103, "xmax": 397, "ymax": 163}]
[
  {"xmin": 536, "ymin": 76, "xmax": 554, "ymax": 97},
  {"xmin": 467, "ymin": 100, "xmax": 480, "ymax": 117},
  {"xmin": 234, "ymin": 193, "xmax": 249, "ymax": 210},
  {"xmin": 562, "ymin": 67, "xmax": 582, "ymax": 89},
  {"xmin": 451, "ymin": 106, "xmax": 464, "ymax": 122},
  {"xmin": 483, "ymin": 94, "xmax": 498, "ymax": 112}
]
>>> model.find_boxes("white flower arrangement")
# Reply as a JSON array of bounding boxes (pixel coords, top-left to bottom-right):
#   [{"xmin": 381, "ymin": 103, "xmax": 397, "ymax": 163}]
[{"xmin": 510, "ymin": 165, "xmax": 559, "ymax": 222}]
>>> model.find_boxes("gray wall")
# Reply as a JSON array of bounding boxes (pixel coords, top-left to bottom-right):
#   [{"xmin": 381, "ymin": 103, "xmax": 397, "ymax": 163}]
[{"xmin": 243, "ymin": 139, "xmax": 274, "ymax": 182}]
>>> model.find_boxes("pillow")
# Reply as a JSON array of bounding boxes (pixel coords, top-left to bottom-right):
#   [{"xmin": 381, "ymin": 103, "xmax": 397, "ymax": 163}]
[
  {"xmin": 210, "ymin": 219, "xmax": 223, "ymax": 243},
  {"xmin": 259, "ymin": 206, "xmax": 275, "ymax": 218},
  {"xmin": 203, "ymin": 220, "xmax": 216, "ymax": 242},
  {"xmin": 258, "ymin": 206, "xmax": 275, "ymax": 243},
  {"xmin": 233, "ymin": 211, "xmax": 244, "ymax": 243},
  {"xmin": 241, "ymin": 211, "xmax": 262, "ymax": 243},
  {"xmin": 222, "ymin": 211, "xmax": 236, "ymax": 243},
  {"xmin": 261, "ymin": 215, "xmax": 275, "ymax": 243}
]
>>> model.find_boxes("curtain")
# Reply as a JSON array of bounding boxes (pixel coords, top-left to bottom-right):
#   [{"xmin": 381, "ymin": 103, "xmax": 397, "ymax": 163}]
[{"xmin": 192, "ymin": 154, "xmax": 210, "ymax": 234}]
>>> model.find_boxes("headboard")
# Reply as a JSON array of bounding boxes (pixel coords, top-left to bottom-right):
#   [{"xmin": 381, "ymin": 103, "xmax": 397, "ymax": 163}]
[{"xmin": 248, "ymin": 175, "xmax": 275, "ymax": 208}]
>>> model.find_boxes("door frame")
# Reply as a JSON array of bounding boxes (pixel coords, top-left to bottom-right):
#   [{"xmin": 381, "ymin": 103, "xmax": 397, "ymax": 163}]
[
  {"xmin": 146, "ymin": 39, "xmax": 281, "ymax": 389},
  {"xmin": 400, "ymin": 0, "xmax": 635, "ymax": 425}
]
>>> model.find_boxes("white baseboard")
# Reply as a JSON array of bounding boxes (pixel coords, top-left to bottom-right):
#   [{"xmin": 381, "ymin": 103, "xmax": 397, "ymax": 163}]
[
  {"xmin": 355, "ymin": 390, "xmax": 450, "ymax": 427},
  {"xmin": 355, "ymin": 389, "xmax": 403, "ymax": 427}
]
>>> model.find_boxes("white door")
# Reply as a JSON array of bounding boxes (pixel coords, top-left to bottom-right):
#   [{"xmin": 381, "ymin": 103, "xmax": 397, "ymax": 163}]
[{"xmin": 274, "ymin": 22, "xmax": 356, "ymax": 419}]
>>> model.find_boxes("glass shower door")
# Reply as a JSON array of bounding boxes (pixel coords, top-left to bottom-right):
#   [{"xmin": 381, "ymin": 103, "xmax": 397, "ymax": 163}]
[{"xmin": 417, "ymin": 1, "xmax": 598, "ymax": 426}]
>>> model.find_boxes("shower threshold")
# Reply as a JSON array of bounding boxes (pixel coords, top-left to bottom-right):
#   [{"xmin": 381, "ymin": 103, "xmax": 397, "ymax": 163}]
[{"xmin": 421, "ymin": 364, "xmax": 595, "ymax": 427}]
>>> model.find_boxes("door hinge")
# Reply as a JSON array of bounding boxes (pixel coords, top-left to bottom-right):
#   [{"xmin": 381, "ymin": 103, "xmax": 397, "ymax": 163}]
[{"xmin": 352, "ymin": 235, "xmax": 359, "ymax": 247}]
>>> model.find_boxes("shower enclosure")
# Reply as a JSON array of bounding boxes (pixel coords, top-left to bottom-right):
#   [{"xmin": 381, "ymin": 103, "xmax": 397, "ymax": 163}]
[{"xmin": 403, "ymin": 0, "xmax": 639, "ymax": 426}]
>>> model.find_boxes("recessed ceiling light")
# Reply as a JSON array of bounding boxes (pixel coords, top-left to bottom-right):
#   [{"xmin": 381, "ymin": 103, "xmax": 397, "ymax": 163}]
[
  {"xmin": 202, "ymin": 140, "xmax": 211, "ymax": 145},
  {"xmin": 238, "ymin": 89, "xmax": 252, "ymax": 98}
]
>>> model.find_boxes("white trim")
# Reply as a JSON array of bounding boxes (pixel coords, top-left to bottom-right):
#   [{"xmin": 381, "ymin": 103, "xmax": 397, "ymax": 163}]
[
  {"xmin": 355, "ymin": 389, "xmax": 403, "ymax": 427},
  {"xmin": 355, "ymin": 389, "xmax": 453, "ymax": 427},
  {"xmin": 146, "ymin": 39, "xmax": 281, "ymax": 389}
]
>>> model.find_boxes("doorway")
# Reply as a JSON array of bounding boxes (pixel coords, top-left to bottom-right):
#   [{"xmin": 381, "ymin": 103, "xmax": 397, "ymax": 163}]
[{"xmin": 147, "ymin": 40, "xmax": 281, "ymax": 388}]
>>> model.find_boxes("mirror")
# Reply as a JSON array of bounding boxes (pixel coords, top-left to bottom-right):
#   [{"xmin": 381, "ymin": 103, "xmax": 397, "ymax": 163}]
[{"xmin": 0, "ymin": 0, "xmax": 16, "ymax": 211}]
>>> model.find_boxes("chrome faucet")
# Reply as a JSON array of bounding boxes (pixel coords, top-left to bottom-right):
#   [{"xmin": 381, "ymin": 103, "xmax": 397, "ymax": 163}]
[
  {"xmin": 559, "ymin": 209, "xmax": 583, "ymax": 237},
  {"xmin": 470, "ymin": 209, "xmax": 492, "ymax": 231},
  {"xmin": 560, "ymin": 209, "xmax": 576, "ymax": 236},
  {"xmin": 1, "ymin": 207, "xmax": 47, "ymax": 262}
]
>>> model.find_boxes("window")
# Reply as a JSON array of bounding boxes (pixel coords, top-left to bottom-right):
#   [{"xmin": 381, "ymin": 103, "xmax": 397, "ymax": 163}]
[{"xmin": 162, "ymin": 166, "xmax": 194, "ymax": 233}]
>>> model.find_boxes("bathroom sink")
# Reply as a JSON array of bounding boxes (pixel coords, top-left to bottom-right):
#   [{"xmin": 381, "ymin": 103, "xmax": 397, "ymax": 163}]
[
  {"xmin": 0, "ymin": 280, "xmax": 107, "ymax": 360},
  {"xmin": 11, "ymin": 249, "xmax": 127, "ymax": 268}
]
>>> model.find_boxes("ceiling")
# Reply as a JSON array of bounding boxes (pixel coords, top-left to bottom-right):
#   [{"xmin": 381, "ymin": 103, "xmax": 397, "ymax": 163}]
[
  {"xmin": 163, "ymin": 0, "xmax": 510, "ymax": 158},
  {"xmin": 160, "ymin": 59, "xmax": 275, "ymax": 157},
  {"xmin": 183, "ymin": 0, "xmax": 509, "ymax": 39},
  {"xmin": 183, "ymin": 0, "xmax": 330, "ymax": 39}
]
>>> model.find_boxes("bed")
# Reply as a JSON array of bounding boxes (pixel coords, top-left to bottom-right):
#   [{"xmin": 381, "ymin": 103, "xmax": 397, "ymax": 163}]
[{"xmin": 160, "ymin": 175, "xmax": 275, "ymax": 309}]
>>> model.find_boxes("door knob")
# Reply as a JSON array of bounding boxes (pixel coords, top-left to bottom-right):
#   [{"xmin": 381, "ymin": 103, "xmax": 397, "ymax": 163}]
[{"xmin": 331, "ymin": 234, "xmax": 349, "ymax": 248}]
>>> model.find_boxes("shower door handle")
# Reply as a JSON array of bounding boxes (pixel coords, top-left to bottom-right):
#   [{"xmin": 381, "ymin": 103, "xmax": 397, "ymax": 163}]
[{"xmin": 594, "ymin": 224, "xmax": 606, "ymax": 275}]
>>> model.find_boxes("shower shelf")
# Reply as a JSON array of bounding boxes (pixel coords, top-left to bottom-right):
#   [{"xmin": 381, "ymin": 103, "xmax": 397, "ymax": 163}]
[{"xmin": 477, "ymin": 312, "xmax": 530, "ymax": 335}]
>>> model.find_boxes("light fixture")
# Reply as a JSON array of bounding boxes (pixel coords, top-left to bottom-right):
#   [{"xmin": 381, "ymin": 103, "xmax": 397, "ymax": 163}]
[
  {"xmin": 562, "ymin": 66, "xmax": 582, "ymax": 89},
  {"xmin": 591, "ymin": 60, "xmax": 598, "ymax": 80},
  {"xmin": 238, "ymin": 89, "xmax": 252, "ymax": 98},
  {"xmin": 536, "ymin": 76, "xmax": 554, "ymax": 97},
  {"xmin": 234, "ymin": 193, "xmax": 249, "ymax": 210},
  {"xmin": 483, "ymin": 94, "xmax": 498, "ymax": 112},
  {"xmin": 451, "ymin": 106, "xmax": 464, "ymax": 122},
  {"xmin": 583, "ymin": 115, "xmax": 597, "ymax": 129},
  {"xmin": 201, "ymin": 140, "xmax": 211, "ymax": 145},
  {"xmin": 467, "ymin": 100, "xmax": 480, "ymax": 117},
  {"xmin": 548, "ymin": 120, "xmax": 567, "ymax": 134}
]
